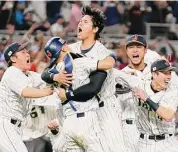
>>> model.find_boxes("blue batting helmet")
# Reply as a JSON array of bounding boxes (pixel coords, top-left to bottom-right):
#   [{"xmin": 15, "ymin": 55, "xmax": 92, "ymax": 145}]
[{"xmin": 44, "ymin": 37, "xmax": 66, "ymax": 61}]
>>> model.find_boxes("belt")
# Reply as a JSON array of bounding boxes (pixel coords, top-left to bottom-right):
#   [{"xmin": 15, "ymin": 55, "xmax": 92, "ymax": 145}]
[
  {"xmin": 10, "ymin": 119, "xmax": 21, "ymax": 127},
  {"xmin": 99, "ymin": 101, "xmax": 104, "ymax": 108},
  {"xmin": 140, "ymin": 133, "xmax": 172, "ymax": 141},
  {"xmin": 76, "ymin": 112, "xmax": 85, "ymax": 118},
  {"xmin": 126, "ymin": 119, "xmax": 133, "ymax": 124}
]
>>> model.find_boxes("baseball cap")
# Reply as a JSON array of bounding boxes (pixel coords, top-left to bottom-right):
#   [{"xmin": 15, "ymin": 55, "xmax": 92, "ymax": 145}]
[
  {"xmin": 126, "ymin": 35, "xmax": 147, "ymax": 48},
  {"xmin": 151, "ymin": 59, "xmax": 177, "ymax": 72},
  {"xmin": 4, "ymin": 42, "xmax": 31, "ymax": 63}
]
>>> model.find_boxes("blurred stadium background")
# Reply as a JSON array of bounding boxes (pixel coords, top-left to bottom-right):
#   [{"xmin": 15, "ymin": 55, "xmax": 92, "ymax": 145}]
[{"xmin": 1, "ymin": 0, "xmax": 178, "ymax": 78}]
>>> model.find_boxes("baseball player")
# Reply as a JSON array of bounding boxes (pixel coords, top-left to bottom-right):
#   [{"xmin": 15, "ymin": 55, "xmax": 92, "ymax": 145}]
[
  {"xmin": 0, "ymin": 42, "xmax": 56, "ymax": 152},
  {"xmin": 23, "ymin": 106, "xmax": 57, "ymax": 152},
  {"xmin": 114, "ymin": 59, "xmax": 178, "ymax": 152},
  {"xmin": 133, "ymin": 59, "xmax": 178, "ymax": 152},
  {"xmin": 115, "ymin": 35, "xmax": 161, "ymax": 152},
  {"xmin": 41, "ymin": 37, "xmax": 116, "ymax": 152},
  {"xmin": 68, "ymin": 6, "xmax": 126, "ymax": 152}
]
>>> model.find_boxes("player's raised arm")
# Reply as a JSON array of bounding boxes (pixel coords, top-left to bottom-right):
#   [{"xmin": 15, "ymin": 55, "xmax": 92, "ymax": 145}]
[
  {"xmin": 97, "ymin": 52, "xmax": 117, "ymax": 70},
  {"xmin": 58, "ymin": 70, "xmax": 107, "ymax": 102}
]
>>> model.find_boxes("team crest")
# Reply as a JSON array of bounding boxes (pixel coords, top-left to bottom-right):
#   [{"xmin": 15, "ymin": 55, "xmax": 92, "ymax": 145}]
[
  {"xmin": 8, "ymin": 51, "xmax": 12, "ymax": 56},
  {"xmin": 133, "ymin": 35, "xmax": 138, "ymax": 41},
  {"xmin": 165, "ymin": 60, "xmax": 169, "ymax": 66},
  {"xmin": 46, "ymin": 50, "xmax": 52, "ymax": 57}
]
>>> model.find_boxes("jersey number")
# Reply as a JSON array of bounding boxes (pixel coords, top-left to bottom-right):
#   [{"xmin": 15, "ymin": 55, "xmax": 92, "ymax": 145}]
[{"xmin": 30, "ymin": 106, "xmax": 45, "ymax": 118}]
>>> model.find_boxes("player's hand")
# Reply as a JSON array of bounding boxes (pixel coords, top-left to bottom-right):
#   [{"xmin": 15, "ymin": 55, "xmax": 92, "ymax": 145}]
[
  {"xmin": 42, "ymin": 87, "xmax": 54, "ymax": 96},
  {"xmin": 53, "ymin": 70, "xmax": 73, "ymax": 87},
  {"xmin": 47, "ymin": 119, "xmax": 59, "ymax": 130},
  {"xmin": 58, "ymin": 88, "xmax": 67, "ymax": 102},
  {"xmin": 132, "ymin": 87, "xmax": 148, "ymax": 102}
]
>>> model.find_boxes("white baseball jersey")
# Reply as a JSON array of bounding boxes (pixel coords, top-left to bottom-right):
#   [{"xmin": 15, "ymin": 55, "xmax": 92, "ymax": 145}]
[
  {"xmin": 117, "ymin": 65, "xmax": 151, "ymax": 121},
  {"xmin": 69, "ymin": 41, "xmax": 127, "ymax": 152},
  {"xmin": 144, "ymin": 49, "xmax": 161, "ymax": 65},
  {"xmin": 69, "ymin": 40, "xmax": 116, "ymax": 106},
  {"xmin": 62, "ymin": 57, "xmax": 100, "ymax": 116},
  {"xmin": 22, "ymin": 106, "xmax": 57, "ymax": 141},
  {"xmin": 0, "ymin": 66, "xmax": 40, "ymax": 152},
  {"xmin": 53, "ymin": 56, "xmax": 107, "ymax": 152},
  {"xmin": 114, "ymin": 69, "xmax": 178, "ymax": 152}
]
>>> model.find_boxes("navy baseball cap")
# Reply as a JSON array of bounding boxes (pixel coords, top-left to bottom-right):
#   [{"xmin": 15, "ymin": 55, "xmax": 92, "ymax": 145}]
[
  {"xmin": 151, "ymin": 59, "xmax": 177, "ymax": 72},
  {"xmin": 126, "ymin": 35, "xmax": 147, "ymax": 48},
  {"xmin": 4, "ymin": 42, "xmax": 31, "ymax": 63}
]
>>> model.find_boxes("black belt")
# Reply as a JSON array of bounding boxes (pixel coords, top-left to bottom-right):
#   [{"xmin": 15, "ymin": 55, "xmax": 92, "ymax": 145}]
[
  {"xmin": 77, "ymin": 112, "xmax": 85, "ymax": 118},
  {"xmin": 140, "ymin": 133, "xmax": 172, "ymax": 141},
  {"xmin": 126, "ymin": 119, "xmax": 133, "ymax": 124},
  {"xmin": 99, "ymin": 101, "xmax": 104, "ymax": 108},
  {"xmin": 10, "ymin": 119, "xmax": 21, "ymax": 127}
]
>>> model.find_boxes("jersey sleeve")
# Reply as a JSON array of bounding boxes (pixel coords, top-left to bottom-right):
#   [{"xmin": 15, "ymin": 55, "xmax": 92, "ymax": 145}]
[
  {"xmin": 97, "ymin": 45, "xmax": 113, "ymax": 59},
  {"xmin": 76, "ymin": 58, "xmax": 98, "ymax": 73},
  {"xmin": 6, "ymin": 68, "xmax": 29, "ymax": 96},
  {"xmin": 114, "ymin": 68, "xmax": 139, "ymax": 88},
  {"xmin": 159, "ymin": 89, "xmax": 178, "ymax": 111}
]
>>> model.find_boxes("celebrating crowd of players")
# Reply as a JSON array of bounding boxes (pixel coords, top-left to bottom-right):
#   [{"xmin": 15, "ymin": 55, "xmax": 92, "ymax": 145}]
[{"xmin": 0, "ymin": 6, "xmax": 178, "ymax": 152}]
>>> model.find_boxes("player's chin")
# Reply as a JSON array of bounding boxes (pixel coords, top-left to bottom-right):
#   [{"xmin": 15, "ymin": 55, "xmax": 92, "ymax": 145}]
[{"xmin": 24, "ymin": 64, "xmax": 32, "ymax": 71}]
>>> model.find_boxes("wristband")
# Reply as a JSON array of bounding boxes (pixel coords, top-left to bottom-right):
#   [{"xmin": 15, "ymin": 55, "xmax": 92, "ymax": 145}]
[
  {"xmin": 66, "ymin": 91, "xmax": 74, "ymax": 100},
  {"xmin": 146, "ymin": 98, "xmax": 159, "ymax": 111}
]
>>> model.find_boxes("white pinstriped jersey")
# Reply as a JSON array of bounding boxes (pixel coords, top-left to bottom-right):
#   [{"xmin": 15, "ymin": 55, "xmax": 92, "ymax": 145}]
[
  {"xmin": 22, "ymin": 106, "xmax": 57, "ymax": 140},
  {"xmin": 69, "ymin": 41, "xmax": 116, "ymax": 105},
  {"xmin": 63, "ymin": 57, "xmax": 100, "ymax": 116},
  {"xmin": 0, "ymin": 66, "xmax": 35, "ymax": 121},
  {"xmin": 115, "ymin": 65, "xmax": 151, "ymax": 120},
  {"xmin": 114, "ymin": 69, "xmax": 178, "ymax": 134},
  {"xmin": 144, "ymin": 49, "xmax": 160, "ymax": 65}
]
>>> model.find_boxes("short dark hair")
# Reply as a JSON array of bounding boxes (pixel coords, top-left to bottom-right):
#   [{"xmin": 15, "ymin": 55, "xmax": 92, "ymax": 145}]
[{"xmin": 82, "ymin": 6, "xmax": 106, "ymax": 40}]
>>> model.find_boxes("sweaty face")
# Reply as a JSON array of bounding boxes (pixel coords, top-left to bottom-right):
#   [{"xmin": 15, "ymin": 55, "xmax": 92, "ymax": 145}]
[
  {"xmin": 77, "ymin": 15, "xmax": 96, "ymax": 40},
  {"xmin": 153, "ymin": 71, "xmax": 172, "ymax": 89},
  {"xmin": 126, "ymin": 43, "xmax": 146, "ymax": 66},
  {"xmin": 12, "ymin": 48, "xmax": 31, "ymax": 71}
]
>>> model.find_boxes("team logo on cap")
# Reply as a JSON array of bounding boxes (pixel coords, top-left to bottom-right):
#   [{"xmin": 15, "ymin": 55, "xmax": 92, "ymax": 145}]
[
  {"xmin": 46, "ymin": 50, "xmax": 52, "ymax": 57},
  {"xmin": 133, "ymin": 35, "xmax": 138, "ymax": 41},
  {"xmin": 165, "ymin": 60, "xmax": 170, "ymax": 66},
  {"xmin": 8, "ymin": 51, "xmax": 12, "ymax": 56},
  {"xmin": 58, "ymin": 38, "xmax": 65, "ymax": 44}
]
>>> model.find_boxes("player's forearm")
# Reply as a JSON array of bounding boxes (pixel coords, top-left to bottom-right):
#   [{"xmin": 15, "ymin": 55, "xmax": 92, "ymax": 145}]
[
  {"xmin": 66, "ymin": 70, "xmax": 107, "ymax": 101},
  {"xmin": 156, "ymin": 106, "xmax": 175, "ymax": 121},
  {"xmin": 41, "ymin": 68, "xmax": 55, "ymax": 84},
  {"xmin": 97, "ymin": 56, "xmax": 115, "ymax": 70},
  {"xmin": 21, "ymin": 88, "xmax": 49, "ymax": 98},
  {"xmin": 145, "ymin": 98, "xmax": 175, "ymax": 121}
]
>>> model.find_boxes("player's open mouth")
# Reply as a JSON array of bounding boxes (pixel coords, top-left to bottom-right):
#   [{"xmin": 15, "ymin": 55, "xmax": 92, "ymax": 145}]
[
  {"xmin": 78, "ymin": 27, "xmax": 82, "ymax": 33},
  {"xmin": 165, "ymin": 80, "xmax": 170, "ymax": 84},
  {"xmin": 133, "ymin": 55, "xmax": 139, "ymax": 59},
  {"xmin": 27, "ymin": 59, "xmax": 30, "ymax": 63}
]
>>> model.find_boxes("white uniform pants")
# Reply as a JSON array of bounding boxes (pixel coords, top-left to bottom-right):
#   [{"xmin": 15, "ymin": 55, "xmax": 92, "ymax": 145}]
[
  {"xmin": 53, "ymin": 110, "xmax": 106, "ymax": 152},
  {"xmin": 122, "ymin": 120, "xmax": 139, "ymax": 152},
  {"xmin": 0, "ymin": 117, "xmax": 28, "ymax": 152},
  {"xmin": 97, "ymin": 104, "xmax": 127, "ymax": 152},
  {"xmin": 138, "ymin": 134, "xmax": 178, "ymax": 152}
]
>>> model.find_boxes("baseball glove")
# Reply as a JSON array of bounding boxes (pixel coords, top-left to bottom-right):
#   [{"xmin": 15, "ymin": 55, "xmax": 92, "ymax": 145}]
[{"xmin": 116, "ymin": 83, "xmax": 131, "ymax": 94}]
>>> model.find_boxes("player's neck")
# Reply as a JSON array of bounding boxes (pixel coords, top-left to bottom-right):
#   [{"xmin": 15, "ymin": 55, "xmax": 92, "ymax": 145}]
[
  {"xmin": 81, "ymin": 38, "xmax": 96, "ymax": 50},
  {"xmin": 151, "ymin": 81, "xmax": 162, "ymax": 92},
  {"xmin": 128, "ymin": 62, "xmax": 146, "ymax": 71}
]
